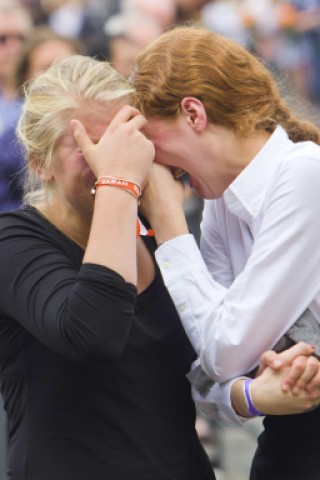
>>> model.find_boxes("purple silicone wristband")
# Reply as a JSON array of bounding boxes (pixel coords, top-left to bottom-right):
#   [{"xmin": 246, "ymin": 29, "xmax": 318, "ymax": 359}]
[{"xmin": 244, "ymin": 379, "xmax": 263, "ymax": 416}]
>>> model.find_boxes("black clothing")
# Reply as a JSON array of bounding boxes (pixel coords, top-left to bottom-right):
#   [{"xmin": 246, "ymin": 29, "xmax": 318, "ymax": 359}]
[
  {"xmin": 250, "ymin": 409, "xmax": 320, "ymax": 480},
  {"xmin": 0, "ymin": 206, "xmax": 214, "ymax": 480}
]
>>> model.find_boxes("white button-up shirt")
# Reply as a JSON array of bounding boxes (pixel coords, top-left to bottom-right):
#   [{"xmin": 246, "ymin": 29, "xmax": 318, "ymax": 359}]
[{"xmin": 155, "ymin": 126, "xmax": 320, "ymax": 425}]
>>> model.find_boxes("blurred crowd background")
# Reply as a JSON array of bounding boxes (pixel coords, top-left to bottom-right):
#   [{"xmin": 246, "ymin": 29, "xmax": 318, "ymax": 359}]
[
  {"xmin": 6, "ymin": 0, "xmax": 320, "ymax": 102},
  {"xmin": 0, "ymin": 0, "xmax": 319, "ymax": 479}
]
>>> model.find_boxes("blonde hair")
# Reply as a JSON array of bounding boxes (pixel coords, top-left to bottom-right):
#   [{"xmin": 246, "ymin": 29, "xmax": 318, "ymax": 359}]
[
  {"xmin": 17, "ymin": 55, "xmax": 133, "ymax": 205},
  {"xmin": 132, "ymin": 25, "xmax": 320, "ymax": 144}
]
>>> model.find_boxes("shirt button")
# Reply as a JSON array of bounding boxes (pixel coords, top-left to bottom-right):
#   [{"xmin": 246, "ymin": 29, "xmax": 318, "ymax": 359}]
[
  {"xmin": 251, "ymin": 205, "xmax": 258, "ymax": 214},
  {"xmin": 163, "ymin": 261, "xmax": 171, "ymax": 270},
  {"xmin": 178, "ymin": 304, "xmax": 186, "ymax": 313}
]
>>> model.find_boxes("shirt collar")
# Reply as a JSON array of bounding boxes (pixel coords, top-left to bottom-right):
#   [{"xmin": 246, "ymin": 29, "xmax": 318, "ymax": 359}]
[{"xmin": 223, "ymin": 126, "xmax": 293, "ymax": 221}]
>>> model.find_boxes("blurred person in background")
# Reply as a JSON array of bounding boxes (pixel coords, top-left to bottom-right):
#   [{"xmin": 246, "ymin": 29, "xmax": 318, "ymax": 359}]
[
  {"xmin": 15, "ymin": 25, "xmax": 83, "ymax": 85},
  {"xmin": 201, "ymin": 0, "xmax": 251, "ymax": 47},
  {"xmin": 0, "ymin": 26, "xmax": 82, "ymax": 213},
  {"xmin": 19, "ymin": 0, "xmax": 49, "ymax": 25},
  {"xmin": 201, "ymin": 1, "xmax": 319, "ymax": 111},
  {"xmin": 105, "ymin": 0, "xmax": 176, "ymax": 78},
  {"xmin": 287, "ymin": 0, "xmax": 320, "ymax": 105},
  {"xmin": 270, "ymin": 0, "xmax": 315, "ymax": 105},
  {"xmin": 104, "ymin": 12, "xmax": 163, "ymax": 78},
  {"xmin": 122, "ymin": 0, "xmax": 176, "ymax": 30},
  {"xmin": 174, "ymin": 0, "xmax": 213, "ymax": 21},
  {"xmin": 0, "ymin": 0, "xmax": 33, "ymax": 212},
  {"xmin": 0, "ymin": 0, "xmax": 33, "ymax": 135},
  {"xmin": 40, "ymin": 0, "xmax": 85, "ymax": 39},
  {"xmin": 80, "ymin": 0, "xmax": 121, "ymax": 58}
]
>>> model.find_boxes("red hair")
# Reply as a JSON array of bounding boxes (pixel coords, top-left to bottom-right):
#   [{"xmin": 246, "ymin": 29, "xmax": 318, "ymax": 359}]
[{"xmin": 132, "ymin": 25, "xmax": 320, "ymax": 144}]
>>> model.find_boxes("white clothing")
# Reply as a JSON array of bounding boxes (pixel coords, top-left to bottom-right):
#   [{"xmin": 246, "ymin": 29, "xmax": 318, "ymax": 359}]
[{"xmin": 155, "ymin": 126, "xmax": 320, "ymax": 424}]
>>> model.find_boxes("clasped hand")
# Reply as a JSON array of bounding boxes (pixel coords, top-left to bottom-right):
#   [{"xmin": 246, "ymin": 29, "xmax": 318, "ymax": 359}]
[{"xmin": 252, "ymin": 342, "xmax": 320, "ymax": 415}]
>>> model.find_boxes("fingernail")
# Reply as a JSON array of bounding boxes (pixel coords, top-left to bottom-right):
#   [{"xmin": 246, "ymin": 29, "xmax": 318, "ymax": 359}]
[{"xmin": 273, "ymin": 360, "xmax": 282, "ymax": 367}]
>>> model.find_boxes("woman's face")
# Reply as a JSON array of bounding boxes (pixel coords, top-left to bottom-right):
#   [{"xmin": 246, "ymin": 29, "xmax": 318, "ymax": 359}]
[
  {"xmin": 143, "ymin": 115, "xmax": 232, "ymax": 199},
  {"xmin": 49, "ymin": 107, "xmax": 123, "ymax": 217},
  {"xmin": 27, "ymin": 39, "xmax": 77, "ymax": 80}
]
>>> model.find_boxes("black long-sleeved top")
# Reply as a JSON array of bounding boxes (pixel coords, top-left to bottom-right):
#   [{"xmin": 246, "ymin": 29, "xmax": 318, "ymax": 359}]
[{"xmin": 0, "ymin": 206, "xmax": 214, "ymax": 480}]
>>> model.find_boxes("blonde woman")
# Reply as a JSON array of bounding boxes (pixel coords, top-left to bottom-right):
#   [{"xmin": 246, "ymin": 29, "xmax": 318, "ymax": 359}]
[
  {"xmin": 131, "ymin": 25, "xmax": 320, "ymax": 480},
  {"xmin": 0, "ymin": 55, "xmax": 215, "ymax": 480}
]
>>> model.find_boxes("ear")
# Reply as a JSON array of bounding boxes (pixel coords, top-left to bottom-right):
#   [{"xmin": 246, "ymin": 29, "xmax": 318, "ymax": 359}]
[
  {"xmin": 32, "ymin": 156, "xmax": 54, "ymax": 182},
  {"xmin": 180, "ymin": 97, "xmax": 207, "ymax": 133}
]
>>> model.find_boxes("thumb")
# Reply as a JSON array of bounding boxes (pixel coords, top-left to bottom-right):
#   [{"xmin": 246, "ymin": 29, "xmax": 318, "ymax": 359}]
[
  {"xmin": 70, "ymin": 119, "xmax": 93, "ymax": 155},
  {"xmin": 258, "ymin": 350, "xmax": 283, "ymax": 375}
]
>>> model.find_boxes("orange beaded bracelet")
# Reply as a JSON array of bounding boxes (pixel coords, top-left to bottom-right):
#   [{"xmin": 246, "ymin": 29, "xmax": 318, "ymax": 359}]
[{"xmin": 91, "ymin": 176, "xmax": 141, "ymax": 200}]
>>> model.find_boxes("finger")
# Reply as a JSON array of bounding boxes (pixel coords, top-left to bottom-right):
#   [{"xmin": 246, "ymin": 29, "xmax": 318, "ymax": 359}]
[
  {"xmin": 305, "ymin": 368, "xmax": 320, "ymax": 394},
  {"xmin": 291, "ymin": 356, "xmax": 319, "ymax": 394},
  {"xmin": 259, "ymin": 350, "xmax": 283, "ymax": 374},
  {"xmin": 281, "ymin": 355, "xmax": 307, "ymax": 392},
  {"xmin": 70, "ymin": 119, "xmax": 93, "ymax": 155},
  {"xmin": 276, "ymin": 342, "xmax": 315, "ymax": 366},
  {"xmin": 108, "ymin": 105, "xmax": 142, "ymax": 128},
  {"xmin": 126, "ymin": 113, "xmax": 148, "ymax": 131}
]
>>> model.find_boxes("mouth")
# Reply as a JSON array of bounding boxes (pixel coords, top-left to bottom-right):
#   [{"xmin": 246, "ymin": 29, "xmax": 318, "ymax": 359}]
[{"xmin": 171, "ymin": 167, "xmax": 186, "ymax": 180}]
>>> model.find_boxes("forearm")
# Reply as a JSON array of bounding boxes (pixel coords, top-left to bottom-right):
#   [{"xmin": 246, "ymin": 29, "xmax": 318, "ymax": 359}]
[
  {"xmin": 84, "ymin": 187, "xmax": 138, "ymax": 285},
  {"xmin": 148, "ymin": 205, "xmax": 189, "ymax": 246}
]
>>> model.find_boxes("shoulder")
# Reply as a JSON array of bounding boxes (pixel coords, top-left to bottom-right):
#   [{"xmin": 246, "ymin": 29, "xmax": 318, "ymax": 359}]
[
  {"xmin": 262, "ymin": 141, "xmax": 320, "ymax": 220},
  {"xmin": 272, "ymin": 141, "xmax": 320, "ymax": 197},
  {"xmin": 0, "ymin": 206, "xmax": 80, "ymax": 258},
  {"xmin": 0, "ymin": 206, "xmax": 83, "ymax": 275},
  {"xmin": 280, "ymin": 141, "xmax": 320, "ymax": 175},
  {"xmin": 0, "ymin": 205, "xmax": 46, "ymax": 234}
]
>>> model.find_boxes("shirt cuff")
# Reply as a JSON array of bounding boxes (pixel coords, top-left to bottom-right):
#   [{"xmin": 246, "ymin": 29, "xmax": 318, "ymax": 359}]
[
  {"xmin": 155, "ymin": 234, "xmax": 209, "ymax": 283},
  {"xmin": 193, "ymin": 377, "xmax": 249, "ymax": 427}
]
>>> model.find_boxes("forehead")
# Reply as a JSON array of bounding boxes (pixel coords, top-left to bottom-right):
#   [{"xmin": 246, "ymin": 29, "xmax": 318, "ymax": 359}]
[
  {"xmin": 0, "ymin": 10, "xmax": 31, "ymax": 32},
  {"xmin": 58, "ymin": 103, "xmax": 126, "ymax": 145},
  {"xmin": 81, "ymin": 105, "xmax": 124, "ymax": 138}
]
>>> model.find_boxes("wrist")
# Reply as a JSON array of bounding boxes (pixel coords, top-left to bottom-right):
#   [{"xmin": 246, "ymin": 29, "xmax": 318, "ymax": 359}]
[
  {"xmin": 244, "ymin": 379, "xmax": 264, "ymax": 416},
  {"xmin": 151, "ymin": 213, "xmax": 189, "ymax": 245},
  {"xmin": 92, "ymin": 176, "xmax": 141, "ymax": 201},
  {"xmin": 231, "ymin": 378, "xmax": 252, "ymax": 417},
  {"xmin": 231, "ymin": 378, "xmax": 264, "ymax": 417}
]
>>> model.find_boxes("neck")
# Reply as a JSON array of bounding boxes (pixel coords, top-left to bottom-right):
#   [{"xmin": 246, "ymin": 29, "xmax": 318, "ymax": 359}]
[
  {"xmin": 233, "ymin": 131, "xmax": 272, "ymax": 174},
  {"xmin": 37, "ymin": 199, "xmax": 91, "ymax": 250},
  {"xmin": 0, "ymin": 77, "xmax": 18, "ymax": 100},
  {"xmin": 211, "ymin": 127, "xmax": 272, "ymax": 180}
]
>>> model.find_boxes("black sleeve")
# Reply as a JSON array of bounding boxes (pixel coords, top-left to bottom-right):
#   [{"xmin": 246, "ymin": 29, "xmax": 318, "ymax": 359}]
[{"xmin": 0, "ymin": 212, "xmax": 137, "ymax": 363}]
